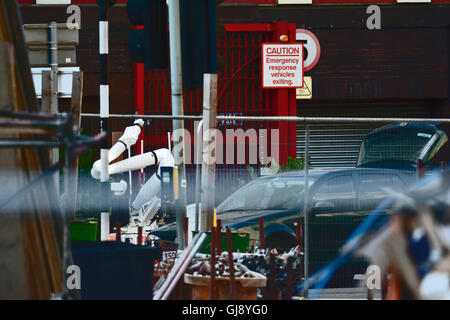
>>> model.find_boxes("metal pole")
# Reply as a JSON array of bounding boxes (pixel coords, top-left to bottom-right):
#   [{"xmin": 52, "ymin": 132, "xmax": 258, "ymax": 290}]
[
  {"xmin": 49, "ymin": 22, "xmax": 58, "ymax": 114},
  {"xmin": 200, "ymin": 74, "xmax": 218, "ymax": 232},
  {"xmin": 79, "ymin": 114, "xmax": 450, "ymax": 124},
  {"xmin": 195, "ymin": 120, "xmax": 203, "ymax": 232},
  {"xmin": 154, "ymin": 232, "xmax": 207, "ymax": 300},
  {"xmin": 303, "ymin": 123, "xmax": 309, "ymax": 297},
  {"xmin": 168, "ymin": 0, "xmax": 187, "ymax": 249},
  {"xmin": 62, "ymin": 138, "xmax": 71, "ymax": 299},
  {"xmin": 99, "ymin": 1, "xmax": 110, "ymax": 241},
  {"xmin": 49, "ymin": 22, "xmax": 59, "ymax": 196}
]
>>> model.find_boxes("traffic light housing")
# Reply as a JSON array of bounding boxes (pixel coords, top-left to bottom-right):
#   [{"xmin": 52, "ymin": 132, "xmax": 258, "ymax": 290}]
[
  {"xmin": 127, "ymin": 0, "xmax": 169, "ymax": 70},
  {"xmin": 180, "ymin": 0, "xmax": 218, "ymax": 89}
]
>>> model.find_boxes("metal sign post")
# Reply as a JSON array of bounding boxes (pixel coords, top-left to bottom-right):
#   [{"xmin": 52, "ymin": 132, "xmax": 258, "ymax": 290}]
[
  {"xmin": 98, "ymin": 0, "xmax": 112, "ymax": 241},
  {"xmin": 303, "ymin": 123, "xmax": 310, "ymax": 297}
]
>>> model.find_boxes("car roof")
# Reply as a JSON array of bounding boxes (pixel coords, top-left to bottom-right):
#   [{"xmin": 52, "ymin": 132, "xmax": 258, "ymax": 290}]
[
  {"xmin": 254, "ymin": 167, "xmax": 413, "ymax": 181},
  {"xmin": 367, "ymin": 122, "xmax": 442, "ymax": 137}
]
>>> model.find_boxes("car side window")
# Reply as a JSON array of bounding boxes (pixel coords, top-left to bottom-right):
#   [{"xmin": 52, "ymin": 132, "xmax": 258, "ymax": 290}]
[
  {"xmin": 311, "ymin": 174, "xmax": 357, "ymax": 213},
  {"xmin": 356, "ymin": 174, "xmax": 404, "ymax": 211}
]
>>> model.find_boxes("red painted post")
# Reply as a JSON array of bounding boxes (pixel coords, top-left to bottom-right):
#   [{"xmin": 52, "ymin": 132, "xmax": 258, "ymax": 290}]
[
  {"xmin": 268, "ymin": 21, "xmax": 298, "ymax": 165},
  {"xmin": 296, "ymin": 220, "xmax": 304, "ymax": 280},
  {"xmin": 287, "ymin": 22, "xmax": 298, "ymax": 160},
  {"xmin": 296, "ymin": 220, "xmax": 303, "ymax": 247},
  {"xmin": 217, "ymin": 219, "xmax": 222, "ymax": 255},
  {"xmin": 137, "ymin": 226, "xmax": 143, "ymax": 246},
  {"xmin": 417, "ymin": 159, "xmax": 425, "ymax": 181},
  {"xmin": 258, "ymin": 218, "xmax": 265, "ymax": 249},
  {"xmin": 116, "ymin": 223, "xmax": 121, "ymax": 242},
  {"xmin": 184, "ymin": 217, "xmax": 189, "ymax": 247},
  {"xmin": 210, "ymin": 226, "xmax": 216, "ymax": 300},
  {"xmin": 285, "ymin": 257, "xmax": 294, "ymax": 300},
  {"xmin": 271, "ymin": 21, "xmax": 290, "ymax": 165},
  {"xmin": 267, "ymin": 252, "xmax": 277, "ymax": 299},
  {"xmin": 134, "ymin": 25, "xmax": 145, "ymax": 187},
  {"xmin": 226, "ymin": 228, "xmax": 236, "ymax": 300}
]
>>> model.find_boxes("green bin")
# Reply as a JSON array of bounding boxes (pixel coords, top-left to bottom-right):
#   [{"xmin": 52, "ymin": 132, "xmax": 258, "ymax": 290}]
[
  {"xmin": 193, "ymin": 231, "xmax": 250, "ymax": 254},
  {"xmin": 71, "ymin": 220, "xmax": 99, "ymax": 242}
]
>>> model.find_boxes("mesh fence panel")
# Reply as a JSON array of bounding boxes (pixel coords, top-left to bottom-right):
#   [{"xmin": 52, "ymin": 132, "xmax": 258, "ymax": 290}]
[{"xmin": 75, "ymin": 116, "xmax": 450, "ymax": 288}]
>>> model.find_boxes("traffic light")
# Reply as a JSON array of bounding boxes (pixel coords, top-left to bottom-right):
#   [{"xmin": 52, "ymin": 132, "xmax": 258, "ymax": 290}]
[
  {"xmin": 127, "ymin": 0, "xmax": 169, "ymax": 70},
  {"xmin": 180, "ymin": 0, "xmax": 218, "ymax": 89}
]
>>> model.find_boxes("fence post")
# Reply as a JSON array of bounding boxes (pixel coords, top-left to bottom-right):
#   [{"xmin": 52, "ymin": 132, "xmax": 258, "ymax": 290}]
[
  {"xmin": 200, "ymin": 74, "xmax": 218, "ymax": 232},
  {"xmin": 303, "ymin": 123, "xmax": 310, "ymax": 296},
  {"xmin": 195, "ymin": 120, "xmax": 203, "ymax": 232},
  {"xmin": 137, "ymin": 226, "xmax": 143, "ymax": 245},
  {"xmin": 68, "ymin": 71, "xmax": 83, "ymax": 219},
  {"xmin": 210, "ymin": 226, "xmax": 216, "ymax": 300},
  {"xmin": 416, "ymin": 159, "xmax": 425, "ymax": 181},
  {"xmin": 258, "ymin": 218, "xmax": 265, "ymax": 249}
]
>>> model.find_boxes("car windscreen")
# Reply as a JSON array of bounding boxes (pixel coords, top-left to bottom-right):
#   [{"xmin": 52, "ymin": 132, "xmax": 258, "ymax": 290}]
[
  {"xmin": 216, "ymin": 176, "xmax": 315, "ymax": 212},
  {"xmin": 357, "ymin": 128, "xmax": 439, "ymax": 167}
]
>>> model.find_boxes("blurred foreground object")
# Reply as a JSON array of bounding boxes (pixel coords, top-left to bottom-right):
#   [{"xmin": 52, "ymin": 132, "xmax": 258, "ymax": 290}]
[
  {"xmin": 0, "ymin": 0, "xmax": 62, "ymax": 299},
  {"xmin": 0, "ymin": 0, "xmax": 96, "ymax": 300},
  {"xmin": 355, "ymin": 171, "xmax": 450, "ymax": 299}
]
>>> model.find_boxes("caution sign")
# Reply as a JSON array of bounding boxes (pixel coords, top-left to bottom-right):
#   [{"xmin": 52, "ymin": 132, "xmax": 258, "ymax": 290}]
[{"xmin": 262, "ymin": 43, "xmax": 303, "ymax": 89}]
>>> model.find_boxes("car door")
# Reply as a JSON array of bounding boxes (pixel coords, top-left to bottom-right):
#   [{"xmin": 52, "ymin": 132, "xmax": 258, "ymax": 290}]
[
  {"xmin": 354, "ymin": 172, "xmax": 406, "ymax": 213},
  {"xmin": 310, "ymin": 173, "xmax": 358, "ymax": 215}
]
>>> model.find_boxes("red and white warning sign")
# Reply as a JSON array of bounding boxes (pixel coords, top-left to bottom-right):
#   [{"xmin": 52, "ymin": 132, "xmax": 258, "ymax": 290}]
[{"xmin": 262, "ymin": 43, "xmax": 303, "ymax": 89}]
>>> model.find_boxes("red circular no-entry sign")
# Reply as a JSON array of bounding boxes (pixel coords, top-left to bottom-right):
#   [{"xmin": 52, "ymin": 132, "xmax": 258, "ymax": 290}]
[{"xmin": 296, "ymin": 29, "xmax": 321, "ymax": 72}]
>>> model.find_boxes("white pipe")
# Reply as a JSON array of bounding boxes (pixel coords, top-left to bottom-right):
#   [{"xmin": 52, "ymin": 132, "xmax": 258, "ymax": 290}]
[
  {"xmin": 107, "ymin": 148, "xmax": 173, "ymax": 176},
  {"xmin": 91, "ymin": 119, "xmax": 144, "ymax": 179},
  {"xmin": 93, "ymin": 148, "xmax": 174, "ymax": 211}
]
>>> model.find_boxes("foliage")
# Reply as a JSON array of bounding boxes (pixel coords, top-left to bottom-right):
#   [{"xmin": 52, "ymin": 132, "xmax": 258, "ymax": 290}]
[
  {"xmin": 281, "ymin": 155, "xmax": 306, "ymax": 171},
  {"xmin": 247, "ymin": 155, "xmax": 311, "ymax": 180}
]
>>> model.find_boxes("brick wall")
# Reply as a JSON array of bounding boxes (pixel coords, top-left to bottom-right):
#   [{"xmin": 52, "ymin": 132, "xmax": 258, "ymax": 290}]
[{"xmin": 20, "ymin": 4, "xmax": 450, "ymax": 119}]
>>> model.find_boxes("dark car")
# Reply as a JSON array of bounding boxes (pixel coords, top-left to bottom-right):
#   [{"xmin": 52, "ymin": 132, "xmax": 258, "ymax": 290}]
[
  {"xmin": 215, "ymin": 168, "xmax": 414, "ymax": 247},
  {"xmin": 357, "ymin": 122, "xmax": 450, "ymax": 171},
  {"xmin": 151, "ymin": 167, "xmax": 415, "ymax": 286}
]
